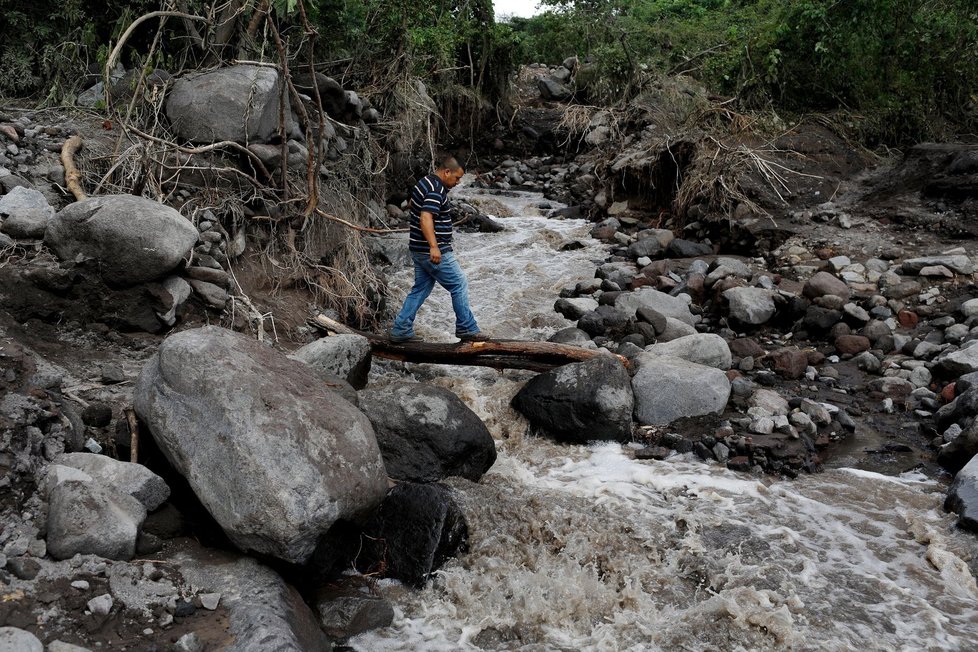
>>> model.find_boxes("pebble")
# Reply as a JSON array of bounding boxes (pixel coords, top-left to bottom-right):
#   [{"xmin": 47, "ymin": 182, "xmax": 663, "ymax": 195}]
[
  {"xmin": 71, "ymin": 580, "xmax": 90, "ymax": 591},
  {"xmin": 199, "ymin": 592, "xmax": 221, "ymax": 610},
  {"xmin": 87, "ymin": 594, "xmax": 113, "ymax": 616}
]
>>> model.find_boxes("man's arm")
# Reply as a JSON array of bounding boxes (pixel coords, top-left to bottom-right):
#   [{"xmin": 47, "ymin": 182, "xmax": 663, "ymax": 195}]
[{"xmin": 419, "ymin": 211, "xmax": 441, "ymax": 264}]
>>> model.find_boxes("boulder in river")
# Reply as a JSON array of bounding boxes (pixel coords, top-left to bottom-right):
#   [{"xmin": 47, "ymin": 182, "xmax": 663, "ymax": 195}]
[
  {"xmin": 945, "ymin": 453, "xmax": 978, "ymax": 532},
  {"xmin": 133, "ymin": 326, "xmax": 388, "ymax": 565},
  {"xmin": 632, "ymin": 355, "xmax": 731, "ymax": 425},
  {"xmin": 45, "ymin": 195, "xmax": 199, "ymax": 287},
  {"xmin": 0, "ymin": 186, "xmax": 54, "ymax": 239},
  {"xmin": 357, "ymin": 381, "xmax": 497, "ymax": 483},
  {"xmin": 643, "ymin": 333, "xmax": 732, "ymax": 370},
  {"xmin": 356, "ymin": 482, "xmax": 468, "ymax": 587},
  {"xmin": 511, "ymin": 355, "xmax": 634, "ymax": 444},
  {"xmin": 289, "ymin": 334, "xmax": 372, "ymax": 390}
]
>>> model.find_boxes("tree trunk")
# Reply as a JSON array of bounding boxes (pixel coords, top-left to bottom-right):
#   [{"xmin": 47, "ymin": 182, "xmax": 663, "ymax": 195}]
[{"xmin": 310, "ymin": 315, "xmax": 629, "ymax": 373}]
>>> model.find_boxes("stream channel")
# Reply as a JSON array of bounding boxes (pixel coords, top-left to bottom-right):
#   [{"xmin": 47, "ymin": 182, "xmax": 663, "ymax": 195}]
[{"xmin": 351, "ymin": 185, "xmax": 978, "ymax": 651}]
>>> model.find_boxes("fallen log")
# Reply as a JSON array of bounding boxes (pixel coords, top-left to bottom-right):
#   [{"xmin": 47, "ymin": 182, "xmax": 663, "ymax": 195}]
[{"xmin": 311, "ymin": 314, "xmax": 628, "ymax": 373}]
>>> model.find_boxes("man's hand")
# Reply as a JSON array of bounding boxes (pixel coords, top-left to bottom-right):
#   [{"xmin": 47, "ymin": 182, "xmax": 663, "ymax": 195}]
[{"xmin": 429, "ymin": 246, "xmax": 442, "ymax": 265}]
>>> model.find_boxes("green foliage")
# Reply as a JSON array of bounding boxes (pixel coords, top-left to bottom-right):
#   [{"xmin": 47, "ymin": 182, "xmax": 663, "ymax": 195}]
[{"xmin": 505, "ymin": 0, "xmax": 978, "ymax": 143}]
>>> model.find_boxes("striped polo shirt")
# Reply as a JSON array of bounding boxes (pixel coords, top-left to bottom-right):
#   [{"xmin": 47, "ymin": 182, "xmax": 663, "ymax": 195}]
[{"xmin": 408, "ymin": 174, "xmax": 453, "ymax": 254}]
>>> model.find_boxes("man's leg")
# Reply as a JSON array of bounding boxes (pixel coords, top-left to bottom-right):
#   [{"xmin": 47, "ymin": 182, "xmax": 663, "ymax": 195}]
[
  {"xmin": 430, "ymin": 252, "xmax": 480, "ymax": 335},
  {"xmin": 391, "ymin": 254, "xmax": 436, "ymax": 338}
]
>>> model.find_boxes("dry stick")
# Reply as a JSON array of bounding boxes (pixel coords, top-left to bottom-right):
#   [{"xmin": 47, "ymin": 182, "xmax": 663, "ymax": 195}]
[
  {"xmin": 125, "ymin": 407, "xmax": 139, "ymax": 463},
  {"xmin": 104, "ymin": 11, "xmax": 208, "ymax": 105},
  {"xmin": 61, "ymin": 135, "xmax": 87, "ymax": 201}
]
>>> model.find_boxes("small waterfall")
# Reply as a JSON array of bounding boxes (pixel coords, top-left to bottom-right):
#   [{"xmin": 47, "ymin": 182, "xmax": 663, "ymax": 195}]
[{"xmin": 354, "ymin": 188, "xmax": 978, "ymax": 651}]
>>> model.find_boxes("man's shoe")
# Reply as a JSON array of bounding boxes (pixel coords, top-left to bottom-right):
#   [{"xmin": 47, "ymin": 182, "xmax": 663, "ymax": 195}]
[
  {"xmin": 457, "ymin": 331, "xmax": 491, "ymax": 343},
  {"xmin": 389, "ymin": 332, "xmax": 423, "ymax": 344}
]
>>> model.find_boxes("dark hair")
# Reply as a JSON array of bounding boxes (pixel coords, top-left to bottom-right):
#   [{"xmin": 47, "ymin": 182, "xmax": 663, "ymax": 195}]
[{"xmin": 436, "ymin": 155, "xmax": 461, "ymax": 172}]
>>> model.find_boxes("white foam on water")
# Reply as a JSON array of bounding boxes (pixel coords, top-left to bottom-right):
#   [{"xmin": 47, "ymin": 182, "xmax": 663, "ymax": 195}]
[{"xmin": 354, "ymin": 188, "xmax": 978, "ymax": 651}]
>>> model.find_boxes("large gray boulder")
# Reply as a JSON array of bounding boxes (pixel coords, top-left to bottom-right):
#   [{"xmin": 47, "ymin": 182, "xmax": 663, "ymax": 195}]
[
  {"xmin": 0, "ymin": 627, "xmax": 43, "ymax": 652},
  {"xmin": 723, "ymin": 287, "xmax": 776, "ymax": 325},
  {"xmin": 55, "ymin": 452, "xmax": 170, "ymax": 510},
  {"xmin": 643, "ymin": 333, "xmax": 732, "ymax": 370},
  {"xmin": 0, "ymin": 186, "xmax": 54, "ymax": 239},
  {"xmin": 945, "ymin": 453, "xmax": 978, "ymax": 532},
  {"xmin": 935, "ymin": 344, "xmax": 978, "ymax": 378},
  {"xmin": 632, "ymin": 356, "xmax": 731, "ymax": 425},
  {"xmin": 166, "ymin": 65, "xmax": 295, "ymax": 143},
  {"xmin": 615, "ymin": 288, "xmax": 695, "ymax": 325},
  {"xmin": 133, "ymin": 326, "xmax": 388, "ymax": 565},
  {"xmin": 45, "ymin": 195, "xmax": 198, "ymax": 287},
  {"xmin": 511, "ymin": 355, "xmax": 634, "ymax": 444},
  {"xmin": 47, "ymin": 480, "xmax": 146, "ymax": 560},
  {"xmin": 538, "ymin": 77, "xmax": 572, "ymax": 101},
  {"xmin": 289, "ymin": 334, "xmax": 372, "ymax": 390},
  {"xmin": 357, "ymin": 382, "xmax": 496, "ymax": 483}
]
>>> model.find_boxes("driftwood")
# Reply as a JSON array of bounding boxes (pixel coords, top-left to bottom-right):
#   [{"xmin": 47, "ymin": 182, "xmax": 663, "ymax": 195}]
[
  {"xmin": 61, "ymin": 135, "xmax": 87, "ymax": 201},
  {"xmin": 124, "ymin": 406, "xmax": 140, "ymax": 463},
  {"xmin": 311, "ymin": 314, "xmax": 628, "ymax": 373}
]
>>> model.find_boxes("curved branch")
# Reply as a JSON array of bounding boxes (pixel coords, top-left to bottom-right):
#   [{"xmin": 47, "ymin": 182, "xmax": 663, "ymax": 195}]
[{"xmin": 60, "ymin": 135, "xmax": 87, "ymax": 201}]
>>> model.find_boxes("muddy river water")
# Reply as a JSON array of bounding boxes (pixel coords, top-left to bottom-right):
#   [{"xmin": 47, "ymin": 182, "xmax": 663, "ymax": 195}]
[{"xmin": 351, "ymin": 187, "xmax": 978, "ymax": 651}]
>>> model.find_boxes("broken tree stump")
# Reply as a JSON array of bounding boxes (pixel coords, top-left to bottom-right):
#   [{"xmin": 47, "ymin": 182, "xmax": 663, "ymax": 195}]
[{"xmin": 311, "ymin": 314, "xmax": 628, "ymax": 373}]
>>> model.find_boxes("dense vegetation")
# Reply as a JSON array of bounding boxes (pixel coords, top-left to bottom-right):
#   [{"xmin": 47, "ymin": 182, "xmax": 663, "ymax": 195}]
[
  {"xmin": 507, "ymin": 0, "xmax": 978, "ymax": 143},
  {"xmin": 0, "ymin": 0, "xmax": 975, "ymax": 144}
]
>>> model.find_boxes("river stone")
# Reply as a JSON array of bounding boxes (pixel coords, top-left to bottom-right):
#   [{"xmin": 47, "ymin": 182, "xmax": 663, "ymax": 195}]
[
  {"xmin": 750, "ymin": 389, "xmax": 790, "ymax": 416},
  {"xmin": 935, "ymin": 346, "xmax": 978, "ymax": 377},
  {"xmin": 133, "ymin": 326, "xmax": 388, "ymax": 565},
  {"xmin": 357, "ymin": 382, "xmax": 496, "ymax": 482},
  {"xmin": 937, "ymin": 420, "xmax": 978, "ymax": 474},
  {"xmin": 945, "ymin": 453, "xmax": 978, "ymax": 532},
  {"xmin": 46, "ymin": 641, "xmax": 92, "ymax": 652},
  {"xmin": 615, "ymin": 288, "xmax": 695, "ymax": 325},
  {"xmin": 313, "ymin": 581, "xmax": 394, "ymax": 639},
  {"xmin": 0, "ymin": 186, "xmax": 54, "ymax": 238},
  {"xmin": 166, "ymin": 65, "xmax": 295, "ymax": 144},
  {"xmin": 55, "ymin": 452, "xmax": 170, "ymax": 510},
  {"xmin": 644, "ymin": 333, "xmax": 732, "ymax": 370},
  {"xmin": 47, "ymin": 480, "xmax": 146, "ymax": 561},
  {"xmin": 188, "ymin": 279, "xmax": 228, "ymax": 309},
  {"xmin": 631, "ymin": 356, "xmax": 731, "ymax": 425},
  {"xmin": 511, "ymin": 355, "xmax": 633, "ymax": 444},
  {"xmin": 961, "ymin": 299, "xmax": 978, "ymax": 318},
  {"xmin": 803, "ymin": 271, "xmax": 850, "ymax": 300},
  {"xmin": 289, "ymin": 334, "xmax": 372, "ymax": 390},
  {"xmin": 538, "ymin": 77, "xmax": 572, "ymax": 101},
  {"xmin": 902, "ymin": 256, "xmax": 974, "ymax": 276},
  {"xmin": 723, "ymin": 287, "xmax": 776, "ymax": 325},
  {"xmin": 0, "ymin": 627, "xmax": 43, "ymax": 652},
  {"xmin": 356, "ymin": 482, "xmax": 468, "ymax": 588},
  {"xmin": 45, "ymin": 195, "xmax": 198, "ymax": 287},
  {"xmin": 554, "ymin": 297, "xmax": 599, "ymax": 320},
  {"xmin": 657, "ymin": 317, "xmax": 697, "ymax": 342}
]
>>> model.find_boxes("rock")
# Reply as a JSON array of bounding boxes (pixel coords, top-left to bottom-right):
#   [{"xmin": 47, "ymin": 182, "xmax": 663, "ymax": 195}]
[
  {"xmin": 554, "ymin": 297, "xmax": 600, "ymax": 320},
  {"xmin": 313, "ymin": 581, "xmax": 394, "ymax": 639},
  {"xmin": 134, "ymin": 326, "xmax": 388, "ymax": 565},
  {"xmin": 45, "ymin": 195, "xmax": 198, "ymax": 287},
  {"xmin": 7, "ymin": 556, "xmax": 40, "ymax": 580},
  {"xmin": 835, "ymin": 334, "xmax": 871, "ymax": 355},
  {"xmin": 0, "ymin": 186, "xmax": 54, "ymax": 238},
  {"xmin": 750, "ymin": 389, "xmax": 789, "ymax": 415},
  {"xmin": 55, "ymin": 452, "xmax": 170, "ymax": 510},
  {"xmin": 357, "ymin": 482, "xmax": 468, "ymax": 587},
  {"xmin": 723, "ymin": 287, "xmax": 776, "ymax": 325},
  {"xmin": 511, "ymin": 355, "xmax": 633, "ymax": 444},
  {"xmin": 961, "ymin": 298, "xmax": 978, "ymax": 318},
  {"xmin": 706, "ymin": 258, "xmax": 752, "ymax": 284},
  {"xmin": 935, "ymin": 346, "xmax": 978, "ymax": 377},
  {"xmin": 667, "ymin": 238, "xmax": 712, "ymax": 257},
  {"xmin": 81, "ymin": 403, "xmax": 112, "ymax": 427},
  {"xmin": 627, "ymin": 237, "xmax": 663, "ymax": 259},
  {"xmin": 937, "ymin": 421, "xmax": 978, "ymax": 474},
  {"xmin": 47, "ymin": 641, "xmax": 92, "ymax": 652},
  {"xmin": 166, "ymin": 65, "xmax": 295, "ymax": 143},
  {"xmin": 174, "ymin": 633, "xmax": 203, "ymax": 652},
  {"xmin": 538, "ymin": 77, "xmax": 572, "ymax": 101},
  {"xmin": 769, "ymin": 348, "xmax": 809, "ymax": 379},
  {"xmin": 548, "ymin": 327, "xmax": 594, "ymax": 347},
  {"xmin": 657, "ymin": 317, "xmax": 698, "ymax": 342},
  {"xmin": 615, "ymin": 288, "xmax": 695, "ymax": 325},
  {"xmin": 945, "ymin": 454, "xmax": 978, "ymax": 532},
  {"xmin": 87, "ymin": 593, "xmax": 114, "ymax": 616},
  {"xmin": 289, "ymin": 334, "xmax": 372, "ymax": 390},
  {"xmin": 0, "ymin": 627, "xmax": 43, "ymax": 652},
  {"xmin": 47, "ymin": 480, "xmax": 146, "ymax": 560},
  {"xmin": 156, "ymin": 275, "xmax": 193, "ymax": 326},
  {"xmin": 187, "ymin": 278, "xmax": 228, "ymax": 309},
  {"xmin": 729, "ymin": 338, "xmax": 765, "ymax": 358},
  {"xmin": 803, "ymin": 271, "xmax": 850, "ymax": 300},
  {"xmin": 902, "ymin": 256, "xmax": 974, "ymax": 276},
  {"xmin": 644, "ymin": 333, "xmax": 731, "ymax": 370},
  {"xmin": 358, "ymin": 382, "xmax": 496, "ymax": 482},
  {"xmin": 185, "ymin": 266, "xmax": 230, "ymax": 288},
  {"xmin": 631, "ymin": 356, "xmax": 731, "ymax": 425}
]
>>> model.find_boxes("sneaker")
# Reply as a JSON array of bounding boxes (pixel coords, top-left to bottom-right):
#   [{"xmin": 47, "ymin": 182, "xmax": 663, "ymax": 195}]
[
  {"xmin": 388, "ymin": 332, "xmax": 423, "ymax": 344},
  {"xmin": 457, "ymin": 331, "xmax": 491, "ymax": 343}
]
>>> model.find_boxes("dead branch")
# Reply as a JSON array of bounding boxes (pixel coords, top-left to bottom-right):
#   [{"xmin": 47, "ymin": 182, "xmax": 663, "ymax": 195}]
[
  {"xmin": 61, "ymin": 135, "xmax": 87, "ymax": 201},
  {"xmin": 125, "ymin": 407, "xmax": 139, "ymax": 463}
]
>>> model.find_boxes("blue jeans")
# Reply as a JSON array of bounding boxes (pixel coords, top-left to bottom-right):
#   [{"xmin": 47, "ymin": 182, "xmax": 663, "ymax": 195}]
[{"xmin": 391, "ymin": 251, "xmax": 480, "ymax": 337}]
